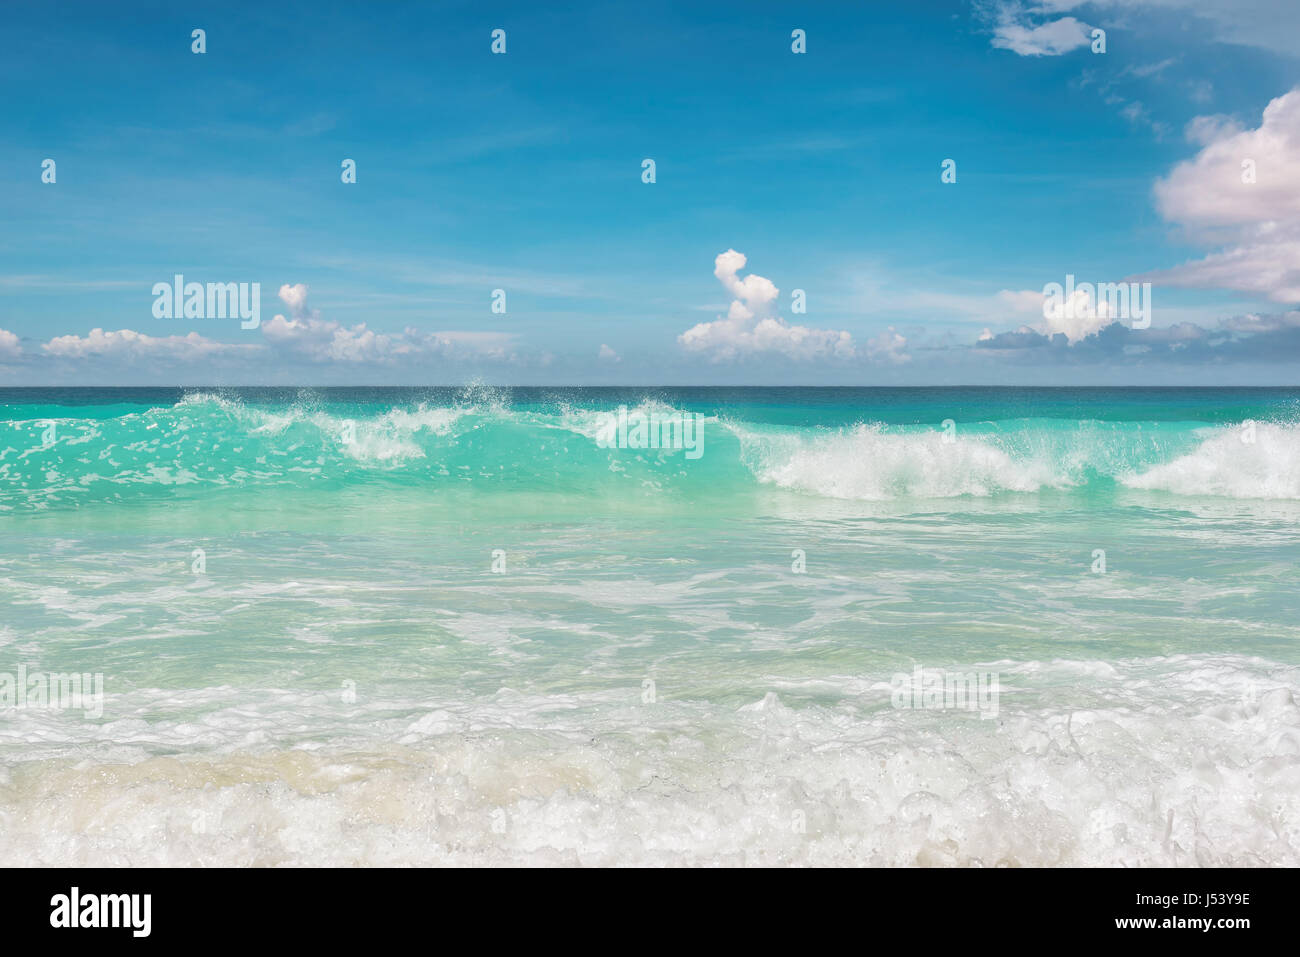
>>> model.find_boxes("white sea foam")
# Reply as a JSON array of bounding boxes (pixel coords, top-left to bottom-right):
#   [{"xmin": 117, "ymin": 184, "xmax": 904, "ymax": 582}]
[
  {"xmin": 737, "ymin": 423, "xmax": 1059, "ymax": 500},
  {"xmin": 1124, "ymin": 422, "xmax": 1300, "ymax": 499},
  {"xmin": 1, "ymin": 655, "xmax": 1295, "ymax": 866}
]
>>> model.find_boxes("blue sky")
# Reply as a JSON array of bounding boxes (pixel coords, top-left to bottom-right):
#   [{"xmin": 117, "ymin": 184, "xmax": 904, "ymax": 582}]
[{"xmin": 2, "ymin": 0, "xmax": 1300, "ymax": 385}]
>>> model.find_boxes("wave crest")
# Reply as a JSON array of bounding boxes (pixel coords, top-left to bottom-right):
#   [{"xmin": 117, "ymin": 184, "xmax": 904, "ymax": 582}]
[
  {"xmin": 1124, "ymin": 422, "xmax": 1300, "ymax": 499},
  {"xmin": 737, "ymin": 423, "xmax": 1059, "ymax": 500}
]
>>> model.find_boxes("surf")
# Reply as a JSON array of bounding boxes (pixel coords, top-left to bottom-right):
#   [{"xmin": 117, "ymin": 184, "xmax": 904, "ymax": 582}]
[{"xmin": 4, "ymin": 387, "xmax": 1300, "ymax": 511}]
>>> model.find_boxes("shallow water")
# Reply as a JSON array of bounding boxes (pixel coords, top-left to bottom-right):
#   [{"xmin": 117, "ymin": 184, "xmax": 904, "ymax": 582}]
[{"xmin": 2, "ymin": 386, "xmax": 1298, "ymax": 865}]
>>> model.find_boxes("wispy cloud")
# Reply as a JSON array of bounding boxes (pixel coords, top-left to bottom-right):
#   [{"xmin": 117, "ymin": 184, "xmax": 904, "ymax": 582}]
[{"xmin": 980, "ymin": 2, "xmax": 1094, "ymax": 56}]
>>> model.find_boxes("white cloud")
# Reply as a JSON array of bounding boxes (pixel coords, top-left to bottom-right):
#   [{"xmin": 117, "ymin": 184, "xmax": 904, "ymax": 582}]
[
  {"xmin": 1184, "ymin": 113, "xmax": 1242, "ymax": 146},
  {"xmin": 712, "ymin": 248, "xmax": 780, "ymax": 322},
  {"xmin": 1040, "ymin": 289, "xmax": 1116, "ymax": 342},
  {"xmin": 991, "ymin": 12, "xmax": 1093, "ymax": 56},
  {"xmin": 979, "ymin": 286, "xmax": 1124, "ymax": 345},
  {"xmin": 1129, "ymin": 58, "xmax": 1177, "ymax": 78},
  {"xmin": 0, "ymin": 328, "xmax": 19, "ymax": 357},
  {"xmin": 598, "ymin": 344, "xmax": 621, "ymax": 362},
  {"xmin": 678, "ymin": 250, "xmax": 859, "ymax": 362},
  {"xmin": 1155, "ymin": 90, "xmax": 1300, "ymax": 229},
  {"xmin": 262, "ymin": 284, "xmax": 518, "ymax": 364},
  {"xmin": 1025, "ymin": 0, "xmax": 1300, "ymax": 57},
  {"xmin": 679, "ymin": 316, "xmax": 856, "ymax": 361},
  {"xmin": 1146, "ymin": 88, "xmax": 1300, "ymax": 302},
  {"xmin": 865, "ymin": 327, "xmax": 910, "ymax": 364},
  {"xmin": 27, "ymin": 283, "xmax": 520, "ymax": 371},
  {"xmin": 1143, "ymin": 242, "xmax": 1300, "ymax": 302},
  {"xmin": 412, "ymin": 330, "xmax": 517, "ymax": 359},
  {"xmin": 277, "ymin": 282, "xmax": 311, "ymax": 318},
  {"xmin": 41, "ymin": 328, "xmax": 253, "ymax": 360},
  {"xmin": 261, "ymin": 314, "xmax": 396, "ymax": 363},
  {"xmin": 262, "ymin": 314, "xmax": 516, "ymax": 364}
]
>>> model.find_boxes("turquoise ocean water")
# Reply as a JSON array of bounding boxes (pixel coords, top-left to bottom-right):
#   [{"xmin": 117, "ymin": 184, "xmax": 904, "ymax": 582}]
[{"xmin": 2, "ymin": 386, "xmax": 1298, "ymax": 865}]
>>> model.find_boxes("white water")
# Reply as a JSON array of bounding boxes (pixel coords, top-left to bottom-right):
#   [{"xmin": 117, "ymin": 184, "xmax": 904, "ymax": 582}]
[{"xmin": 1, "ymin": 654, "xmax": 1296, "ymax": 866}]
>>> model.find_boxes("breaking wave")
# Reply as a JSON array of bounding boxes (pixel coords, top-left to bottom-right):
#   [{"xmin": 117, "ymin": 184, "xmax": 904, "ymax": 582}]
[{"xmin": 4, "ymin": 389, "xmax": 1300, "ymax": 509}]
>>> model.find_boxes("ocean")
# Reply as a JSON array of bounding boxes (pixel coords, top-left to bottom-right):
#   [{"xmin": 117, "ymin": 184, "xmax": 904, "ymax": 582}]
[{"xmin": 2, "ymin": 385, "xmax": 1298, "ymax": 865}]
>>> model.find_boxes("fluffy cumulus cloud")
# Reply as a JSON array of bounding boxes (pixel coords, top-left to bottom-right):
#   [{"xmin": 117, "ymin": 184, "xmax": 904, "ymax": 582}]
[
  {"xmin": 1042, "ymin": 289, "xmax": 1121, "ymax": 342},
  {"xmin": 1144, "ymin": 88, "xmax": 1300, "ymax": 303},
  {"xmin": 14, "ymin": 283, "xmax": 521, "ymax": 378},
  {"xmin": 41, "ymin": 327, "xmax": 253, "ymax": 361},
  {"xmin": 261, "ymin": 283, "xmax": 517, "ymax": 364},
  {"xmin": 261, "ymin": 314, "xmax": 396, "ymax": 363},
  {"xmin": 979, "ymin": 287, "xmax": 1115, "ymax": 344},
  {"xmin": 678, "ymin": 250, "xmax": 863, "ymax": 362},
  {"xmin": 970, "ymin": 87, "xmax": 1300, "ymax": 357},
  {"xmin": 277, "ymin": 282, "xmax": 310, "ymax": 318},
  {"xmin": 712, "ymin": 248, "xmax": 780, "ymax": 322}
]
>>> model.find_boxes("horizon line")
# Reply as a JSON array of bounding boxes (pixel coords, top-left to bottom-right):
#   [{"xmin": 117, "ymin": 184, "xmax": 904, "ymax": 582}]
[{"xmin": 4, "ymin": 384, "xmax": 1300, "ymax": 391}]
